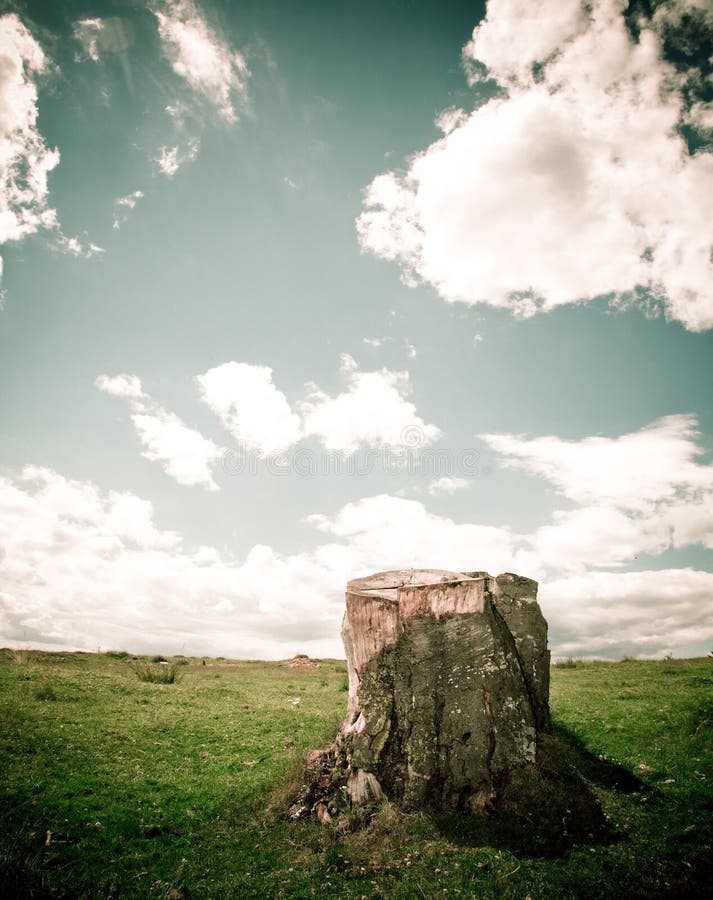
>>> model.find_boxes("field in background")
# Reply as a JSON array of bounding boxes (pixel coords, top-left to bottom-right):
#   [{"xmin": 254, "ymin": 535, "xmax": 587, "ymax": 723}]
[{"xmin": 0, "ymin": 651, "xmax": 711, "ymax": 898}]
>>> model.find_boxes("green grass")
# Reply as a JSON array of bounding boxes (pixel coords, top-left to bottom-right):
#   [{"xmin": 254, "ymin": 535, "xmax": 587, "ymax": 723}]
[
  {"xmin": 0, "ymin": 651, "xmax": 710, "ymax": 898},
  {"xmin": 132, "ymin": 662, "xmax": 181, "ymax": 684}
]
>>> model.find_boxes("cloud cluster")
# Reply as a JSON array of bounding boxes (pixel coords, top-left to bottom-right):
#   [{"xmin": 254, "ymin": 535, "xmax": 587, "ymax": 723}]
[
  {"xmin": 55, "ymin": 234, "xmax": 104, "ymax": 258},
  {"xmin": 96, "ymin": 374, "xmax": 224, "ymax": 490},
  {"xmin": 481, "ymin": 414, "xmax": 713, "ymax": 572},
  {"xmin": 357, "ymin": 0, "xmax": 713, "ymax": 331},
  {"xmin": 153, "ymin": 0, "xmax": 249, "ymax": 123},
  {"xmin": 155, "ymin": 139, "xmax": 200, "ymax": 178},
  {"xmin": 0, "ymin": 13, "xmax": 107, "ymax": 286},
  {"xmin": 542, "ymin": 568, "xmax": 713, "ymax": 658},
  {"xmin": 0, "ymin": 467, "xmax": 346, "ymax": 658},
  {"xmin": 0, "ymin": 14, "xmax": 60, "ymax": 278},
  {"xmin": 198, "ymin": 356, "xmax": 440, "ymax": 456},
  {"xmin": 99, "ymin": 358, "xmax": 438, "ymax": 487},
  {"xmin": 2, "ymin": 460, "xmax": 711, "ymax": 659}
]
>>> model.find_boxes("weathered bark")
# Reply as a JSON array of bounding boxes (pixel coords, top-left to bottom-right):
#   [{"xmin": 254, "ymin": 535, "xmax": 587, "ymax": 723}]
[{"xmin": 290, "ymin": 569, "xmax": 550, "ymax": 820}]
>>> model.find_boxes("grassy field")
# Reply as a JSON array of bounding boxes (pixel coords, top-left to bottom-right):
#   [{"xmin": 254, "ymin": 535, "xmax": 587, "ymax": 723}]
[{"xmin": 0, "ymin": 650, "xmax": 711, "ymax": 899}]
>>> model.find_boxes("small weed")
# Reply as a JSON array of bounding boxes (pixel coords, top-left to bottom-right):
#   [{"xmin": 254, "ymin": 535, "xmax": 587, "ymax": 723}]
[
  {"xmin": 339, "ymin": 677, "xmax": 349, "ymax": 692},
  {"xmin": 133, "ymin": 662, "xmax": 180, "ymax": 684}
]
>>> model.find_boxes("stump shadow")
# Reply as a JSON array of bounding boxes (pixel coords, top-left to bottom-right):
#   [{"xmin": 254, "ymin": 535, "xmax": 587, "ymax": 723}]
[{"xmin": 434, "ymin": 724, "xmax": 648, "ymax": 858}]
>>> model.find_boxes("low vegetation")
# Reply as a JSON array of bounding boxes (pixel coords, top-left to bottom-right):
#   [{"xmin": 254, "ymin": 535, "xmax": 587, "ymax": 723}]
[
  {"xmin": 132, "ymin": 661, "xmax": 181, "ymax": 684},
  {"xmin": 0, "ymin": 650, "xmax": 710, "ymax": 898}
]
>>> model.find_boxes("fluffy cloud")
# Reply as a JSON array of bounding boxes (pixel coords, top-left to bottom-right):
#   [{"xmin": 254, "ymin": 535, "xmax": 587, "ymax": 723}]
[
  {"xmin": 427, "ymin": 476, "xmax": 471, "ymax": 496},
  {"xmin": 0, "ymin": 14, "xmax": 105, "ymax": 282},
  {"xmin": 307, "ymin": 493, "xmax": 521, "ymax": 576},
  {"xmin": 481, "ymin": 415, "xmax": 713, "ymax": 511},
  {"xmin": 481, "ymin": 414, "xmax": 713, "ymax": 571},
  {"xmin": 199, "ymin": 356, "xmax": 439, "ymax": 457},
  {"xmin": 197, "ymin": 362, "xmax": 302, "ymax": 456},
  {"xmin": 0, "ymin": 14, "xmax": 60, "ymax": 265},
  {"xmin": 95, "ymin": 373, "xmax": 145, "ymax": 399},
  {"xmin": 0, "ymin": 467, "xmax": 346, "ymax": 658},
  {"xmin": 300, "ymin": 354, "xmax": 441, "ymax": 454},
  {"xmin": 541, "ymin": 568, "xmax": 713, "ymax": 658},
  {"xmin": 155, "ymin": 139, "xmax": 199, "ymax": 178},
  {"xmin": 154, "ymin": 0, "xmax": 249, "ymax": 123},
  {"xmin": 96, "ymin": 374, "xmax": 224, "ymax": 490},
  {"xmin": 1, "ymin": 463, "xmax": 711, "ymax": 659},
  {"xmin": 357, "ymin": 0, "xmax": 713, "ymax": 331},
  {"xmin": 130, "ymin": 409, "xmax": 224, "ymax": 492}
]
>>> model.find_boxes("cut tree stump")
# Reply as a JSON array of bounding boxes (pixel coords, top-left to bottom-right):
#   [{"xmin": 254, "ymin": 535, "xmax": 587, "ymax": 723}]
[{"xmin": 290, "ymin": 569, "xmax": 550, "ymax": 819}]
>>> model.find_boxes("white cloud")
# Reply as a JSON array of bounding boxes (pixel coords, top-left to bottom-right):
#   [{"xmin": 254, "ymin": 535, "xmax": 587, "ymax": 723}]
[
  {"xmin": 154, "ymin": 0, "xmax": 249, "ymax": 123},
  {"xmin": 357, "ymin": 0, "xmax": 713, "ymax": 331},
  {"xmin": 541, "ymin": 568, "xmax": 713, "ymax": 658},
  {"xmin": 307, "ymin": 493, "xmax": 521, "ymax": 577},
  {"xmin": 112, "ymin": 189, "xmax": 144, "ymax": 229},
  {"xmin": 0, "ymin": 467, "xmax": 346, "ymax": 658},
  {"xmin": 95, "ymin": 373, "xmax": 145, "ymax": 400},
  {"xmin": 73, "ymin": 18, "xmax": 104, "ymax": 62},
  {"xmin": 197, "ymin": 361, "xmax": 302, "ymax": 456},
  {"xmin": 73, "ymin": 17, "xmax": 134, "ymax": 62},
  {"xmin": 651, "ymin": 0, "xmax": 713, "ymax": 29},
  {"xmin": 300, "ymin": 355, "xmax": 441, "ymax": 454},
  {"xmin": 157, "ymin": 146, "xmax": 179, "ymax": 177},
  {"xmin": 0, "ymin": 14, "xmax": 60, "ymax": 264},
  {"xmin": 482, "ymin": 414, "xmax": 713, "ymax": 572},
  {"xmin": 96, "ymin": 373, "xmax": 224, "ymax": 490},
  {"xmin": 473, "ymin": 333, "xmax": 484, "ymax": 346},
  {"xmin": 130, "ymin": 409, "xmax": 224, "ymax": 492},
  {"xmin": 55, "ymin": 234, "xmax": 104, "ymax": 258},
  {"xmin": 198, "ymin": 356, "xmax": 439, "ymax": 457},
  {"xmin": 428, "ymin": 476, "xmax": 471, "ymax": 496},
  {"xmin": 435, "ymin": 106, "xmax": 467, "ymax": 135},
  {"xmin": 0, "ymin": 463, "xmax": 711, "ymax": 660},
  {"xmin": 363, "ymin": 336, "xmax": 392, "ymax": 349},
  {"xmin": 480, "ymin": 415, "xmax": 713, "ymax": 511},
  {"xmin": 155, "ymin": 139, "xmax": 199, "ymax": 178}
]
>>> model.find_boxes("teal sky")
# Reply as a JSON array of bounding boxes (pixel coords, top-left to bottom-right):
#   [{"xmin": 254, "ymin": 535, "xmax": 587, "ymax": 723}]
[{"xmin": 1, "ymin": 0, "xmax": 712, "ymax": 660}]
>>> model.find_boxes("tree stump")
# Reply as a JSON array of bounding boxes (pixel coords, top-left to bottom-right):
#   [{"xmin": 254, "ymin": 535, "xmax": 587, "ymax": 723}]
[{"xmin": 291, "ymin": 569, "xmax": 550, "ymax": 819}]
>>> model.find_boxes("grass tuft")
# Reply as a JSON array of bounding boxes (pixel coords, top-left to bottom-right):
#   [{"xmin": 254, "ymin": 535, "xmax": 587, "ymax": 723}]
[{"xmin": 132, "ymin": 661, "xmax": 180, "ymax": 684}]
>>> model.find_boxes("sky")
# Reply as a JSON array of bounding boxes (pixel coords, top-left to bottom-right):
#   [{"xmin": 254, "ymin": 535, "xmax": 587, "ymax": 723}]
[{"xmin": 0, "ymin": 0, "xmax": 712, "ymax": 660}]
